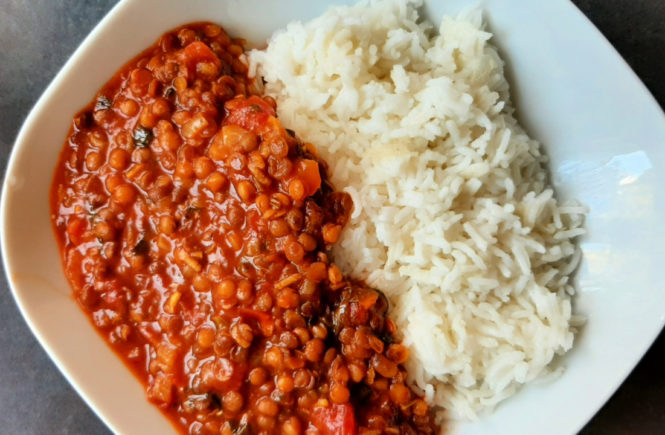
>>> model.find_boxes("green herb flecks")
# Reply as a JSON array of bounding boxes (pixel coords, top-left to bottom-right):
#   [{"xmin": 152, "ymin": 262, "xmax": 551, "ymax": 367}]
[
  {"xmin": 163, "ymin": 86, "xmax": 176, "ymax": 100},
  {"xmin": 185, "ymin": 206, "xmax": 200, "ymax": 219},
  {"xmin": 133, "ymin": 126, "xmax": 154, "ymax": 148},
  {"xmin": 95, "ymin": 95, "xmax": 112, "ymax": 111},
  {"xmin": 132, "ymin": 237, "xmax": 149, "ymax": 255}
]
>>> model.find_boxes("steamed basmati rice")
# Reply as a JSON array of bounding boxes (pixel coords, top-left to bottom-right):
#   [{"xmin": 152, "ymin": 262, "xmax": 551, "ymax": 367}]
[{"xmin": 250, "ymin": 0, "xmax": 585, "ymax": 421}]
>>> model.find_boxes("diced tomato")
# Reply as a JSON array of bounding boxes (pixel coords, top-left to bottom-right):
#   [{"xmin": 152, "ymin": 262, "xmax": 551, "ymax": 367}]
[
  {"xmin": 312, "ymin": 403, "xmax": 357, "ymax": 435},
  {"xmin": 178, "ymin": 41, "xmax": 221, "ymax": 78},
  {"xmin": 224, "ymin": 96, "xmax": 276, "ymax": 133}
]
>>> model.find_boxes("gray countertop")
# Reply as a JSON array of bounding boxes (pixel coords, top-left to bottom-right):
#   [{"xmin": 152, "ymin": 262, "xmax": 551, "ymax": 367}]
[{"xmin": 0, "ymin": 1, "xmax": 663, "ymax": 434}]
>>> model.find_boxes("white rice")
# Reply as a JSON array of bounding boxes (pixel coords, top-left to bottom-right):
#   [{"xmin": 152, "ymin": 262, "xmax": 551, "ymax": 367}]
[{"xmin": 249, "ymin": 0, "xmax": 585, "ymax": 421}]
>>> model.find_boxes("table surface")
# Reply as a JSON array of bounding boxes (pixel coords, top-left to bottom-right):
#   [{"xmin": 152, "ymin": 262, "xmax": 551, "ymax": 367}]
[{"xmin": 1, "ymin": 1, "xmax": 664, "ymax": 434}]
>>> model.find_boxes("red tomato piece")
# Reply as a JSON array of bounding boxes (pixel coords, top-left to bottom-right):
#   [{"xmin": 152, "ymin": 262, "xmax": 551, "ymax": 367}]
[
  {"xmin": 312, "ymin": 403, "xmax": 357, "ymax": 435},
  {"xmin": 224, "ymin": 96, "xmax": 276, "ymax": 133},
  {"xmin": 179, "ymin": 41, "xmax": 221, "ymax": 78}
]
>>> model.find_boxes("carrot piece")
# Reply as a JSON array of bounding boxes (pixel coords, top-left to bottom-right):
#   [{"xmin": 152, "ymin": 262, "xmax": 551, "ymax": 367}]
[{"xmin": 296, "ymin": 159, "xmax": 321, "ymax": 198}]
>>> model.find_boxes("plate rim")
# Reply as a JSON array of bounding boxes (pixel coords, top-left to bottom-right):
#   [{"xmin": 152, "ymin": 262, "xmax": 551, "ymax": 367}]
[{"xmin": 2, "ymin": 0, "xmax": 665, "ymax": 434}]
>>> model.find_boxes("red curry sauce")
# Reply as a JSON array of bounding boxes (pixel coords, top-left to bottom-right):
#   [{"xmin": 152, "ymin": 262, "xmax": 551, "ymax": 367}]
[{"xmin": 50, "ymin": 22, "xmax": 435, "ymax": 434}]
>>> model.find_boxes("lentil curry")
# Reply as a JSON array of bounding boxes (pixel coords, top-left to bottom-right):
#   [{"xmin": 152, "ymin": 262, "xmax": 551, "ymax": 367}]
[{"xmin": 51, "ymin": 22, "xmax": 436, "ymax": 434}]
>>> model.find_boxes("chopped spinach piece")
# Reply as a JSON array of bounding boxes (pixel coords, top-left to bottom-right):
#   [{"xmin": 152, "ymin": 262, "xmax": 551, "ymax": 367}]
[
  {"xmin": 373, "ymin": 287, "xmax": 389, "ymax": 312},
  {"xmin": 163, "ymin": 86, "xmax": 176, "ymax": 99},
  {"xmin": 209, "ymin": 393, "xmax": 222, "ymax": 410},
  {"xmin": 133, "ymin": 126, "xmax": 154, "ymax": 148},
  {"xmin": 185, "ymin": 206, "xmax": 200, "ymax": 219},
  {"xmin": 295, "ymin": 142, "xmax": 311, "ymax": 158},
  {"xmin": 132, "ymin": 237, "xmax": 149, "ymax": 255},
  {"xmin": 380, "ymin": 330, "xmax": 395, "ymax": 346},
  {"xmin": 95, "ymin": 95, "xmax": 112, "ymax": 111},
  {"xmin": 350, "ymin": 382, "xmax": 373, "ymax": 404}
]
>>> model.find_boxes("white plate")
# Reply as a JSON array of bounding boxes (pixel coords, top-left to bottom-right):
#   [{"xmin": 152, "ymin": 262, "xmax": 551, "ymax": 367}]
[{"xmin": 2, "ymin": 0, "xmax": 665, "ymax": 434}]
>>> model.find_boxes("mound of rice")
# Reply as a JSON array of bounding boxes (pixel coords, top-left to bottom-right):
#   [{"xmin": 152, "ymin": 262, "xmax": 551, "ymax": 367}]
[{"xmin": 250, "ymin": 0, "xmax": 585, "ymax": 421}]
